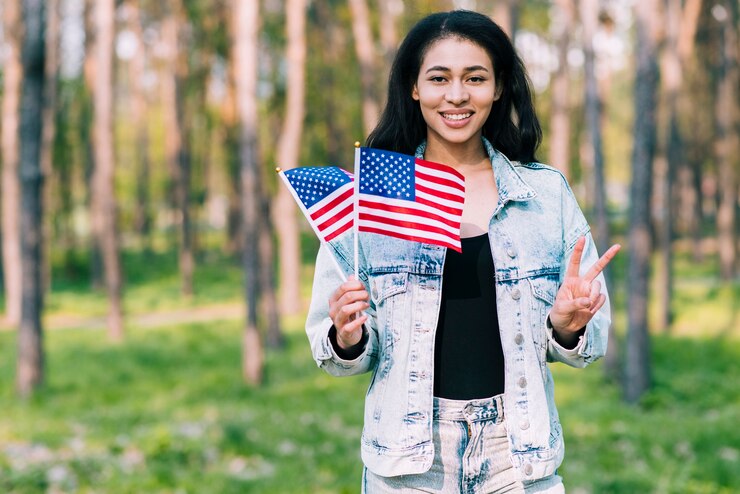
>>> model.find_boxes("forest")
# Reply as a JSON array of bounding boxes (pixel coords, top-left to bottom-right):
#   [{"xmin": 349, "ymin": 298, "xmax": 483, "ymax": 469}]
[{"xmin": 0, "ymin": 0, "xmax": 738, "ymax": 492}]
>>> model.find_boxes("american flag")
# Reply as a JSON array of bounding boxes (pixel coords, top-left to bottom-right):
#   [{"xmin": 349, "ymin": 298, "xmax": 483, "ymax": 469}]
[
  {"xmin": 279, "ymin": 166, "xmax": 354, "ymax": 242},
  {"xmin": 357, "ymin": 147, "xmax": 465, "ymax": 252}
]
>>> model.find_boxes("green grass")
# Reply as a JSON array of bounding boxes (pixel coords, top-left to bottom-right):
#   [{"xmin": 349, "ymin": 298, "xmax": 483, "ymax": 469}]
[{"xmin": 0, "ymin": 243, "xmax": 738, "ymax": 492}]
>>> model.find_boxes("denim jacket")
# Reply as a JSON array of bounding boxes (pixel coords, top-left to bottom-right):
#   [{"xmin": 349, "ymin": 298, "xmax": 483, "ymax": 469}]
[{"xmin": 305, "ymin": 138, "xmax": 611, "ymax": 481}]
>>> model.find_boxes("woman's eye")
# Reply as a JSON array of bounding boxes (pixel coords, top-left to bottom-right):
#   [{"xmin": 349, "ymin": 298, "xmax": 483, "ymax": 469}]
[
  {"xmin": 468, "ymin": 76, "xmax": 485, "ymax": 83},
  {"xmin": 430, "ymin": 76, "xmax": 446, "ymax": 83}
]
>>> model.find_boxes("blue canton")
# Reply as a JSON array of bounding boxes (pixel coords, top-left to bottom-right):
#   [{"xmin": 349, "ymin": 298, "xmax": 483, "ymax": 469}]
[
  {"xmin": 359, "ymin": 149, "xmax": 415, "ymax": 200},
  {"xmin": 283, "ymin": 167, "xmax": 352, "ymax": 208}
]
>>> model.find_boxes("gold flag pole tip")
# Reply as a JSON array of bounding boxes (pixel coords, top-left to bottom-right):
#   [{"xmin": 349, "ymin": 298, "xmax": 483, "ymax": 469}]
[
  {"xmin": 354, "ymin": 141, "xmax": 361, "ymax": 148},
  {"xmin": 275, "ymin": 167, "xmax": 282, "ymax": 173}
]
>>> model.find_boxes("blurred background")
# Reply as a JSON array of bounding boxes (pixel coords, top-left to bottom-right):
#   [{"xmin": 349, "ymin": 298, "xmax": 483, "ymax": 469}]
[{"xmin": 0, "ymin": 0, "xmax": 738, "ymax": 492}]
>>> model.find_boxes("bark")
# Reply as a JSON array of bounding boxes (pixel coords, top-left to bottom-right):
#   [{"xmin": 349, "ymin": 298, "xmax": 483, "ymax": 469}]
[
  {"xmin": 625, "ymin": 0, "xmax": 660, "ymax": 403},
  {"xmin": 1, "ymin": 0, "xmax": 23, "ymax": 326},
  {"xmin": 260, "ymin": 196, "xmax": 282, "ymax": 348},
  {"xmin": 91, "ymin": 0, "xmax": 124, "ymax": 341},
  {"xmin": 348, "ymin": 0, "xmax": 380, "ymax": 136},
  {"xmin": 376, "ymin": 0, "xmax": 402, "ymax": 93},
  {"xmin": 274, "ymin": 0, "xmax": 307, "ymax": 317},
  {"xmin": 492, "ymin": 0, "xmax": 521, "ymax": 40},
  {"xmin": 83, "ymin": 0, "xmax": 103, "ymax": 290},
  {"xmin": 714, "ymin": 0, "xmax": 738, "ymax": 281},
  {"xmin": 580, "ymin": 0, "xmax": 617, "ymax": 377},
  {"xmin": 548, "ymin": 0, "xmax": 573, "ymax": 179},
  {"xmin": 40, "ymin": 0, "xmax": 58, "ymax": 295},
  {"xmin": 127, "ymin": 0, "xmax": 152, "ymax": 253},
  {"xmin": 163, "ymin": 5, "xmax": 194, "ymax": 296},
  {"xmin": 234, "ymin": 0, "xmax": 264, "ymax": 385},
  {"xmin": 16, "ymin": 0, "xmax": 45, "ymax": 397}
]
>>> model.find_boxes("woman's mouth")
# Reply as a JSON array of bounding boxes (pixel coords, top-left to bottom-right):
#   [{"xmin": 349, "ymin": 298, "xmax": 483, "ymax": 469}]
[{"xmin": 441, "ymin": 112, "xmax": 472, "ymax": 121}]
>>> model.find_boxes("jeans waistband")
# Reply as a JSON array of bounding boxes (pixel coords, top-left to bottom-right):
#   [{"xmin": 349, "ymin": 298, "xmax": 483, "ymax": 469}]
[{"xmin": 433, "ymin": 394, "xmax": 504, "ymax": 423}]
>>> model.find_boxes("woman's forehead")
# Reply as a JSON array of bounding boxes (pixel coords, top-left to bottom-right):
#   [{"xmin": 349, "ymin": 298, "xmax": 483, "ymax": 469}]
[{"xmin": 420, "ymin": 37, "xmax": 493, "ymax": 70}]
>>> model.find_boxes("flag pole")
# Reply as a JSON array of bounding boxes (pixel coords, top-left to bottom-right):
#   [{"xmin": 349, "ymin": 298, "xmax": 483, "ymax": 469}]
[{"xmin": 353, "ymin": 142, "xmax": 361, "ymax": 279}]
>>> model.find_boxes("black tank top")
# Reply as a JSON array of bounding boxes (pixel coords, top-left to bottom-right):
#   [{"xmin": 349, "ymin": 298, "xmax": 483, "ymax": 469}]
[{"xmin": 433, "ymin": 233, "xmax": 505, "ymax": 399}]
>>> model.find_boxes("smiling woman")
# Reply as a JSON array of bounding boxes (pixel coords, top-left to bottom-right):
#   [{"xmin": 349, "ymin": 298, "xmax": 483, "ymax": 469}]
[{"xmin": 304, "ymin": 9, "xmax": 620, "ymax": 493}]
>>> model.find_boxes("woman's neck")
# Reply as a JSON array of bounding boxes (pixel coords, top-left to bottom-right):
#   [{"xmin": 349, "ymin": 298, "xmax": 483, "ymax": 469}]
[{"xmin": 423, "ymin": 135, "xmax": 489, "ymax": 172}]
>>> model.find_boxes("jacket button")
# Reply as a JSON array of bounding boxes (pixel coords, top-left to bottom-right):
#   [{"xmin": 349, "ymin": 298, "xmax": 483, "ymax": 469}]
[
  {"xmin": 519, "ymin": 419, "xmax": 530, "ymax": 430},
  {"xmin": 511, "ymin": 288, "xmax": 521, "ymax": 300},
  {"xmin": 507, "ymin": 247, "xmax": 516, "ymax": 258},
  {"xmin": 523, "ymin": 463, "xmax": 533, "ymax": 476},
  {"xmin": 518, "ymin": 376, "xmax": 527, "ymax": 388},
  {"xmin": 514, "ymin": 333, "xmax": 524, "ymax": 345}
]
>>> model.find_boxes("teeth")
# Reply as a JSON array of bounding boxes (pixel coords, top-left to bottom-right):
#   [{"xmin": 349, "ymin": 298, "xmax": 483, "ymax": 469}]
[{"xmin": 443, "ymin": 113, "xmax": 471, "ymax": 121}]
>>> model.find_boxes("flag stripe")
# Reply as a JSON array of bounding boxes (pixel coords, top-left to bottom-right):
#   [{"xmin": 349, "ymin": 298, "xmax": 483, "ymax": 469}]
[
  {"xmin": 324, "ymin": 219, "xmax": 353, "ymax": 241},
  {"xmin": 358, "ymin": 199, "xmax": 461, "ymax": 230},
  {"xmin": 316, "ymin": 203, "xmax": 354, "ymax": 232},
  {"xmin": 416, "ymin": 158, "xmax": 465, "ymax": 182},
  {"xmin": 310, "ymin": 186, "xmax": 353, "ymax": 221},
  {"xmin": 359, "ymin": 212, "xmax": 459, "ymax": 238},
  {"xmin": 415, "ymin": 169, "xmax": 465, "ymax": 193},
  {"xmin": 415, "ymin": 192, "xmax": 464, "ymax": 216},
  {"xmin": 358, "ymin": 224, "xmax": 461, "ymax": 252},
  {"xmin": 416, "ymin": 182, "xmax": 466, "ymax": 204}
]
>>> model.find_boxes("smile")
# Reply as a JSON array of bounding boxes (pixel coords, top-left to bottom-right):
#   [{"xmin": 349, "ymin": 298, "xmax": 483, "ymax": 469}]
[{"xmin": 441, "ymin": 112, "xmax": 472, "ymax": 121}]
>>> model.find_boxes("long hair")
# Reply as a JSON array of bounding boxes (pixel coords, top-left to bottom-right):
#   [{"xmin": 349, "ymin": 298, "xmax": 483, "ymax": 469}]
[{"xmin": 366, "ymin": 10, "xmax": 542, "ymax": 163}]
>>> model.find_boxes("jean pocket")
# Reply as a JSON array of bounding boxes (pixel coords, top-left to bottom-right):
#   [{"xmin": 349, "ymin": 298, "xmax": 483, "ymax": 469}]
[{"xmin": 369, "ymin": 271, "xmax": 409, "ymax": 350}]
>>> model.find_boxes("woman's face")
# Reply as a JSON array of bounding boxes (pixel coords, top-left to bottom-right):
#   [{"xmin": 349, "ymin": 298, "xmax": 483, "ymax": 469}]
[{"xmin": 412, "ymin": 37, "xmax": 499, "ymax": 150}]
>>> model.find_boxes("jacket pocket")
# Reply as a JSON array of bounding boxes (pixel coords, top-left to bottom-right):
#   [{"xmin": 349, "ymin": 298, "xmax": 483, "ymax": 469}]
[
  {"xmin": 527, "ymin": 276, "xmax": 558, "ymax": 361},
  {"xmin": 369, "ymin": 271, "xmax": 409, "ymax": 350}
]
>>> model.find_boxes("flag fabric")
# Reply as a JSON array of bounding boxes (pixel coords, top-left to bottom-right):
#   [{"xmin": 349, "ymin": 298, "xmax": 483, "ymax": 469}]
[
  {"xmin": 279, "ymin": 166, "xmax": 354, "ymax": 243},
  {"xmin": 357, "ymin": 147, "xmax": 465, "ymax": 252}
]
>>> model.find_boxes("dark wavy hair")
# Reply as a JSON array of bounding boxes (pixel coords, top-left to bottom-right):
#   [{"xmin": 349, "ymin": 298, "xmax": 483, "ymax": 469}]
[{"xmin": 366, "ymin": 10, "xmax": 542, "ymax": 163}]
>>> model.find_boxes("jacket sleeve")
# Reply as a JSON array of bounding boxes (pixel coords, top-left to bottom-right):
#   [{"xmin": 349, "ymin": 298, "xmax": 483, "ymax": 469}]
[
  {"xmin": 305, "ymin": 243, "xmax": 379, "ymax": 377},
  {"xmin": 545, "ymin": 180, "xmax": 611, "ymax": 368}
]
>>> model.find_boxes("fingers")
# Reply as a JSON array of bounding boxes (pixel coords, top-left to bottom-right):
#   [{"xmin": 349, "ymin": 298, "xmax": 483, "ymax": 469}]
[
  {"xmin": 584, "ymin": 243, "xmax": 622, "ymax": 282},
  {"xmin": 328, "ymin": 275, "xmax": 370, "ymax": 332},
  {"xmin": 565, "ymin": 236, "xmax": 587, "ymax": 279}
]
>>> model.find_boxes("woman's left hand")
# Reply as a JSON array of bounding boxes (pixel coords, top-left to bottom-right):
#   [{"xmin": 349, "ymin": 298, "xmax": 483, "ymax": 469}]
[{"xmin": 549, "ymin": 236, "xmax": 621, "ymax": 344}]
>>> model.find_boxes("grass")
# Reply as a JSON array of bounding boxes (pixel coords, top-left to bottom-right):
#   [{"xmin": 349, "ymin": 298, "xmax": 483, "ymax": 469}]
[{"xmin": 0, "ymin": 242, "xmax": 738, "ymax": 493}]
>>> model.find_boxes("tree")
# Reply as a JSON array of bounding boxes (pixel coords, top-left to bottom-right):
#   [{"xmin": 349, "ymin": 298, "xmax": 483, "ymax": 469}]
[
  {"xmin": 163, "ymin": 0, "xmax": 195, "ymax": 296},
  {"xmin": 492, "ymin": 0, "xmax": 521, "ymax": 40},
  {"xmin": 16, "ymin": 0, "xmax": 46, "ymax": 397},
  {"xmin": 713, "ymin": 0, "xmax": 738, "ymax": 281},
  {"xmin": 348, "ymin": 0, "xmax": 380, "ymax": 136},
  {"xmin": 274, "ymin": 0, "xmax": 307, "ymax": 319},
  {"xmin": 625, "ymin": 0, "xmax": 661, "ymax": 403},
  {"xmin": 1, "ymin": 0, "xmax": 22, "ymax": 326},
  {"xmin": 233, "ymin": 0, "xmax": 264, "ymax": 385},
  {"xmin": 548, "ymin": 0, "xmax": 574, "ymax": 179},
  {"xmin": 91, "ymin": 0, "xmax": 124, "ymax": 341},
  {"xmin": 579, "ymin": 0, "xmax": 616, "ymax": 377}
]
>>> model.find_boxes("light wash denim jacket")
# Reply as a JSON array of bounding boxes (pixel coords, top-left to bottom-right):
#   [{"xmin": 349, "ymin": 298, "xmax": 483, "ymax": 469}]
[{"xmin": 305, "ymin": 137, "xmax": 611, "ymax": 481}]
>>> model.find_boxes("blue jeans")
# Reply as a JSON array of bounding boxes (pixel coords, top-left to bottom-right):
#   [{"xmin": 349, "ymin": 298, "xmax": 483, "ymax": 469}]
[{"xmin": 362, "ymin": 396, "xmax": 565, "ymax": 493}]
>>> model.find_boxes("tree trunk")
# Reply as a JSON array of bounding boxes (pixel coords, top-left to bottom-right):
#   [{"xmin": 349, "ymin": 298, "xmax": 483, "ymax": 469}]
[
  {"xmin": 234, "ymin": 0, "xmax": 264, "ymax": 385},
  {"xmin": 40, "ymin": 0, "xmax": 58, "ymax": 296},
  {"xmin": 83, "ymin": 0, "xmax": 103, "ymax": 290},
  {"xmin": 16, "ymin": 0, "xmax": 46, "ymax": 397},
  {"xmin": 260, "ymin": 196, "xmax": 282, "ymax": 348},
  {"xmin": 163, "ymin": 5, "xmax": 194, "ymax": 296},
  {"xmin": 1, "ymin": 0, "xmax": 23, "ymax": 326},
  {"xmin": 274, "ymin": 0, "xmax": 307, "ymax": 318},
  {"xmin": 580, "ymin": 0, "xmax": 617, "ymax": 378},
  {"xmin": 91, "ymin": 0, "xmax": 124, "ymax": 341},
  {"xmin": 492, "ymin": 0, "xmax": 521, "ymax": 40},
  {"xmin": 548, "ymin": 0, "xmax": 573, "ymax": 178},
  {"xmin": 625, "ymin": 0, "xmax": 660, "ymax": 403},
  {"xmin": 714, "ymin": 0, "xmax": 738, "ymax": 281},
  {"xmin": 127, "ymin": 0, "xmax": 152, "ymax": 254},
  {"xmin": 348, "ymin": 0, "xmax": 380, "ymax": 136},
  {"xmin": 377, "ymin": 0, "xmax": 402, "ymax": 97}
]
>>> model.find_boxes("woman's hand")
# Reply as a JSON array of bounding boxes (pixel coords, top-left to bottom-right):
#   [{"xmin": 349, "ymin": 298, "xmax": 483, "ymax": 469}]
[
  {"xmin": 549, "ymin": 236, "xmax": 621, "ymax": 346},
  {"xmin": 328, "ymin": 276, "xmax": 370, "ymax": 350}
]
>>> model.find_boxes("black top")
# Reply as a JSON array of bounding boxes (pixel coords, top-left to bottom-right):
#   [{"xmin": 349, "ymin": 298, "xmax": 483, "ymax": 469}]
[{"xmin": 433, "ymin": 233, "xmax": 505, "ymax": 400}]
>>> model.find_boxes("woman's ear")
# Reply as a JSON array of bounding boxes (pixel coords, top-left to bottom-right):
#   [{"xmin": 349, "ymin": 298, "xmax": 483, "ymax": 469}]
[{"xmin": 412, "ymin": 84, "xmax": 420, "ymax": 101}]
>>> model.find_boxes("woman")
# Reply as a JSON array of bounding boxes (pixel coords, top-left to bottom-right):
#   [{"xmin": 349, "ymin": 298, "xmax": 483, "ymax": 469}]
[{"xmin": 305, "ymin": 10, "xmax": 620, "ymax": 493}]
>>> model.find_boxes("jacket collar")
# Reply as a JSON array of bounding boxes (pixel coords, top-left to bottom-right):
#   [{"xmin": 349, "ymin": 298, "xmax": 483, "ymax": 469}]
[{"xmin": 414, "ymin": 137, "xmax": 537, "ymax": 210}]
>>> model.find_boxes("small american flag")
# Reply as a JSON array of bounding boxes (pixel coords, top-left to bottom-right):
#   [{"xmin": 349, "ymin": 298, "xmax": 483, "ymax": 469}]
[
  {"xmin": 357, "ymin": 147, "xmax": 465, "ymax": 252},
  {"xmin": 279, "ymin": 166, "xmax": 354, "ymax": 242}
]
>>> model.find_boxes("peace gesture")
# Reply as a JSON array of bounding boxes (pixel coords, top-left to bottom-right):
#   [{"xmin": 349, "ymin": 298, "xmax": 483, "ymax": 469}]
[{"xmin": 549, "ymin": 236, "xmax": 621, "ymax": 345}]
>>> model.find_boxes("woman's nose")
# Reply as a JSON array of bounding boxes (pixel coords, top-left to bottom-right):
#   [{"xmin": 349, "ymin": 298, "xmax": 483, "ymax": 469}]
[{"xmin": 445, "ymin": 81, "xmax": 469, "ymax": 104}]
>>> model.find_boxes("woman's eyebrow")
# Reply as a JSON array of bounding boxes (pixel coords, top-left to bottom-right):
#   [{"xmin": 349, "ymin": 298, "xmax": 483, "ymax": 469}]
[{"xmin": 425, "ymin": 65, "xmax": 490, "ymax": 73}]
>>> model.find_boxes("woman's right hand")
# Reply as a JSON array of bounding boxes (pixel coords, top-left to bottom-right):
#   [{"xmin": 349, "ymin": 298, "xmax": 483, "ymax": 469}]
[{"xmin": 328, "ymin": 275, "xmax": 370, "ymax": 350}]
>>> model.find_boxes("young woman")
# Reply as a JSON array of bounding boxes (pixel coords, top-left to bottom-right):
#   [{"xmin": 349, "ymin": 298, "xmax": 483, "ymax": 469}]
[{"xmin": 305, "ymin": 10, "xmax": 620, "ymax": 493}]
